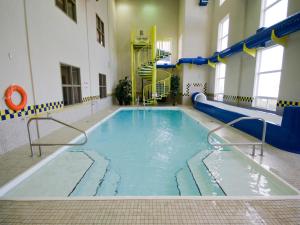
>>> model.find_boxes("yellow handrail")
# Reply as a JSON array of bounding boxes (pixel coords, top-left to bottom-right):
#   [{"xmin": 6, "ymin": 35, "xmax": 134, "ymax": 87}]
[{"xmin": 143, "ymin": 69, "xmax": 171, "ymax": 105}]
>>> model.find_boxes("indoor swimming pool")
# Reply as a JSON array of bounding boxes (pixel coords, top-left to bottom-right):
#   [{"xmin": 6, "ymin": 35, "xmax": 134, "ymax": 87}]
[{"xmin": 1, "ymin": 108, "xmax": 299, "ymax": 198}]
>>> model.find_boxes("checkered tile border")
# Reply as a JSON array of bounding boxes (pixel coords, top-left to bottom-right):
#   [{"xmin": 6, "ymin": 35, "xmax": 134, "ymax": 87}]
[
  {"xmin": 0, "ymin": 101, "xmax": 63, "ymax": 122},
  {"xmin": 182, "ymin": 82, "xmax": 207, "ymax": 97},
  {"xmin": 192, "ymin": 83, "xmax": 203, "ymax": 87},
  {"xmin": 34, "ymin": 101, "xmax": 64, "ymax": 113},
  {"xmin": 277, "ymin": 100, "xmax": 300, "ymax": 107},
  {"xmin": 223, "ymin": 95, "xmax": 253, "ymax": 103},
  {"xmin": 182, "ymin": 83, "xmax": 191, "ymax": 97},
  {"xmin": 203, "ymin": 83, "xmax": 207, "ymax": 96},
  {"xmin": 82, "ymin": 96, "xmax": 100, "ymax": 102}
]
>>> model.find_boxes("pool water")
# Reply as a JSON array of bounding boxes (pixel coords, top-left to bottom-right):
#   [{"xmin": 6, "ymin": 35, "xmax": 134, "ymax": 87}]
[
  {"xmin": 73, "ymin": 109, "xmax": 219, "ymax": 196},
  {"xmin": 3, "ymin": 109, "xmax": 299, "ymax": 197}
]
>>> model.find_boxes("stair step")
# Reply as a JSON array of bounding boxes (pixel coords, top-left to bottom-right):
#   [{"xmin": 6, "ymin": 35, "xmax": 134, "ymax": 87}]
[
  {"xmin": 139, "ymin": 67, "xmax": 153, "ymax": 70},
  {"xmin": 176, "ymin": 167, "xmax": 200, "ymax": 196},
  {"xmin": 5, "ymin": 151, "xmax": 93, "ymax": 198},
  {"xmin": 70, "ymin": 151, "xmax": 109, "ymax": 196},
  {"xmin": 187, "ymin": 150, "xmax": 225, "ymax": 196},
  {"xmin": 204, "ymin": 150, "xmax": 298, "ymax": 196},
  {"xmin": 96, "ymin": 168, "xmax": 121, "ymax": 196}
]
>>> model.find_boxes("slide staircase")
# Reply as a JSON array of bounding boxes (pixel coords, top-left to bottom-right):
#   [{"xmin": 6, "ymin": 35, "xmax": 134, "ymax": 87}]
[{"xmin": 131, "ymin": 26, "xmax": 172, "ymax": 105}]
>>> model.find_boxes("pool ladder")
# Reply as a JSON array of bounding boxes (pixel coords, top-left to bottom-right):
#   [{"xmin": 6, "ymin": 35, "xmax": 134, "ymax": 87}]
[
  {"xmin": 207, "ymin": 117, "xmax": 266, "ymax": 156},
  {"xmin": 27, "ymin": 117, "xmax": 88, "ymax": 157}
]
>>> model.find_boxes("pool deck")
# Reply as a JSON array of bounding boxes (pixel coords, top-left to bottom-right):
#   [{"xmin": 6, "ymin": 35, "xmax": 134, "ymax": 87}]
[{"xmin": 0, "ymin": 105, "xmax": 300, "ymax": 224}]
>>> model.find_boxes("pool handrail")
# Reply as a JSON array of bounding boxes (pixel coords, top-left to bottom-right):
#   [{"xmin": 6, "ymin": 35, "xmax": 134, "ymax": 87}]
[
  {"xmin": 27, "ymin": 117, "xmax": 88, "ymax": 157},
  {"xmin": 207, "ymin": 117, "xmax": 266, "ymax": 156}
]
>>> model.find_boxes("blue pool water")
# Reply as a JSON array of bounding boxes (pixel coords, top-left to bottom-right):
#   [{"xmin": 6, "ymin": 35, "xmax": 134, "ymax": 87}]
[{"xmin": 71, "ymin": 109, "xmax": 217, "ymax": 196}]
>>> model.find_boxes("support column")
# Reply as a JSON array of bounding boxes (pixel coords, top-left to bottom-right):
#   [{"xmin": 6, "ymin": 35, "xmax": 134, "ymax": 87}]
[
  {"xmin": 130, "ymin": 31, "xmax": 136, "ymax": 105},
  {"xmin": 151, "ymin": 25, "xmax": 157, "ymax": 105}
]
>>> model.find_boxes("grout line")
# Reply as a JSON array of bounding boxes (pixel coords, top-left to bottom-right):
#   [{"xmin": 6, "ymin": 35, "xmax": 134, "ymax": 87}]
[{"xmin": 2, "ymin": 195, "xmax": 300, "ymax": 201}]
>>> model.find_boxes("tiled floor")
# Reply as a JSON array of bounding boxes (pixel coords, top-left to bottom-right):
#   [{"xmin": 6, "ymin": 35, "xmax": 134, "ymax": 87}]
[
  {"xmin": 0, "ymin": 199, "xmax": 299, "ymax": 224},
  {"xmin": 0, "ymin": 105, "xmax": 300, "ymax": 224}
]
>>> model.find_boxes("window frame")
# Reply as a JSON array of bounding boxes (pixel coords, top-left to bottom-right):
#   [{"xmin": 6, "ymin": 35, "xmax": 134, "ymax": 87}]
[
  {"xmin": 252, "ymin": 0, "xmax": 288, "ymax": 111},
  {"xmin": 253, "ymin": 45, "xmax": 283, "ymax": 111},
  {"xmin": 214, "ymin": 15, "xmax": 229, "ymax": 101},
  {"xmin": 217, "ymin": 15, "xmax": 229, "ymax": 52},
  {"xmin": 96, "ymin": 14, "xmax": 105, "ymax": 47},
  {"xmin": 60, "ymin": 63, "xmax": 82, "ymax": 106},
  {"xmin": 260, "ymin": 0, "xmax": 288, "ymax": 27},
  {"xmin": 55, "ymin": 0, "xmax": 77, "ymax": 22},
  {"xmin": 99, "ymin": 73, "xmax": 107, "ymax": 99},
  {"xmin": 156, "ymin": 39, "xmax": 172, "ymax": 65}
]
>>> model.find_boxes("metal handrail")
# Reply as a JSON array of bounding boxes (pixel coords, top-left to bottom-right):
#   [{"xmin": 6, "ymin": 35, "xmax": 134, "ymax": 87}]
[
  {"xmin": 207, "ymin": 117, "xmax": 266, "ymax": 156},
  {"xmin": 27, "ymin": 117, "xmax": 88, "ymax": 157}
]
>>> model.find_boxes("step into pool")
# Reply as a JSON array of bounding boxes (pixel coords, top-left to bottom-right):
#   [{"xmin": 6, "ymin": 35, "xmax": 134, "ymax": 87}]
[{"xmin": 2, "ymin": 108, "xmax": 299, "ymax": 197}]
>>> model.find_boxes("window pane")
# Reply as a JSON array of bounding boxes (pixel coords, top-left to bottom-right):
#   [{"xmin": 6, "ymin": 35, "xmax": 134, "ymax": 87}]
[
  {"xmin": 264, "ymin": 0, "xmax": 288, "ymax": 27},
  {"xmin": 73, "ymin": 87, "xmax": 82, "ymax": 104},
  {"xmin": 220, "ymin": 36, "xmax": 228, "ymax": 50},
  {"xmin": 103, "ymin": 75, "xmax": 106, "ymax": 86},
  {"xmin": 101, "ymin": 34, "xmax": 105, "ymax": 46},
  {"xmin": 215, "ymin": 94, "xmax": 223, "ymax": 101},
  {"xmin": 97, "ymin": 32, "xmax": 100, "ymax": 43},
  {"xmin": 222, "ymin": 19, "xmax": 229, "ymax": 37},
  {"xmin": 257, "ymin": 72, "xmax": 281, "ymax": 97},
  {"xmin": 219, "ymin": 63, "xmax": 226, "ymax": 78},
  {"xmin": 100, "ymin": 87, "xmax": 104, "ymax": 98},
  {"xmin": 101, "ymin": 21, "xmax": 104, "ymax": 33},
  {"xmin": 254, "ymin": 98, "xmax": 277, "ymax": 111},
  {"xmin": 67, "ymin": 0, "xmax": 76, "ymax": 21},
  {"xmin": 96, "ymin": 16, "xmax": 100, "ymax": 28},
  {"xmin": 218, "ymin": 78, "xmax": 225, "ymax": 93},
  {"xmin": 259, "ymin": 46, "xmax": 284, "ymax": 72},
  {"xmin": 61, "ymin": 66, "xmax": 71, "ymax": 84},
  {"xmin": 157, "ymin": 40, "xmax": 172, "ymax": 64},
  {"xmin": 72, "ymin": 68, "xmax": 80, "ymax": 85},
  {"xmin": 56, "ymin": 0, "xmax": 65, "ymax": 11},
  {"xmin": 63, "ymin": 87, "xmax": 72, "ymax": 105}
]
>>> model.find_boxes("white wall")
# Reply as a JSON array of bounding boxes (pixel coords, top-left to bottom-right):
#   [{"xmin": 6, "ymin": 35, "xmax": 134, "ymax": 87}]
[
  {"xmin": 278, "ymin": 0, "xmax": 300, "ymax": 104},
  {"xmin": 0, "ymin": 0, "xmax": 34, "ymax": 109},
  {"xmin": 115, "ymin": 0, "xmax": 179, "ymax": 81},
  {"xmin": 208, "ymin": 0, "xmax": 247, "ymax": 98},
  {"xmin": 0, "ymin": 0, "xmax": 118, "ymax": 154},
  {"xmin": 179, "ymin": 0, "xmax": 212, "ymax": 104}
]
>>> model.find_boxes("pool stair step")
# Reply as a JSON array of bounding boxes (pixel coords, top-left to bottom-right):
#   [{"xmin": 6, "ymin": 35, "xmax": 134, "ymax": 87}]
[
  {"xmin": 69, "ymin": 150, "xmax": 109, "ymax": 196},
  {"xmin": 175, "ymin": 167, "xmax": 200, "ymax": 196},
  {"xmin": 187, "ymin": 150, "xmax": 226, "ymax": 196},
  {"xmin": 5, "ymin": 151, "xmax": 93, "ymax": 198},
  {"xmin": 95, "ymin": 167, "xmax": 121, "ymax": 196},
  {"xmin": 203, "ymin": 150, "xmax": 299, "ymax": 196}
]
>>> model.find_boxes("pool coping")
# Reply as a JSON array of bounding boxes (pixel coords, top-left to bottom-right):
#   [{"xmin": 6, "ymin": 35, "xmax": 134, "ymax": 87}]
[{"xmin": 0, "ymin": 106, "xmax": 299, "ymax": 199}]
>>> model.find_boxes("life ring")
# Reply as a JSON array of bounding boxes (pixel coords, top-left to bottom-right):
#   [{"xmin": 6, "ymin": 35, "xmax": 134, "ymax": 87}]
[{"xmin": 5, "ymin": 84, "xmax": 27, "ymax": 111}]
